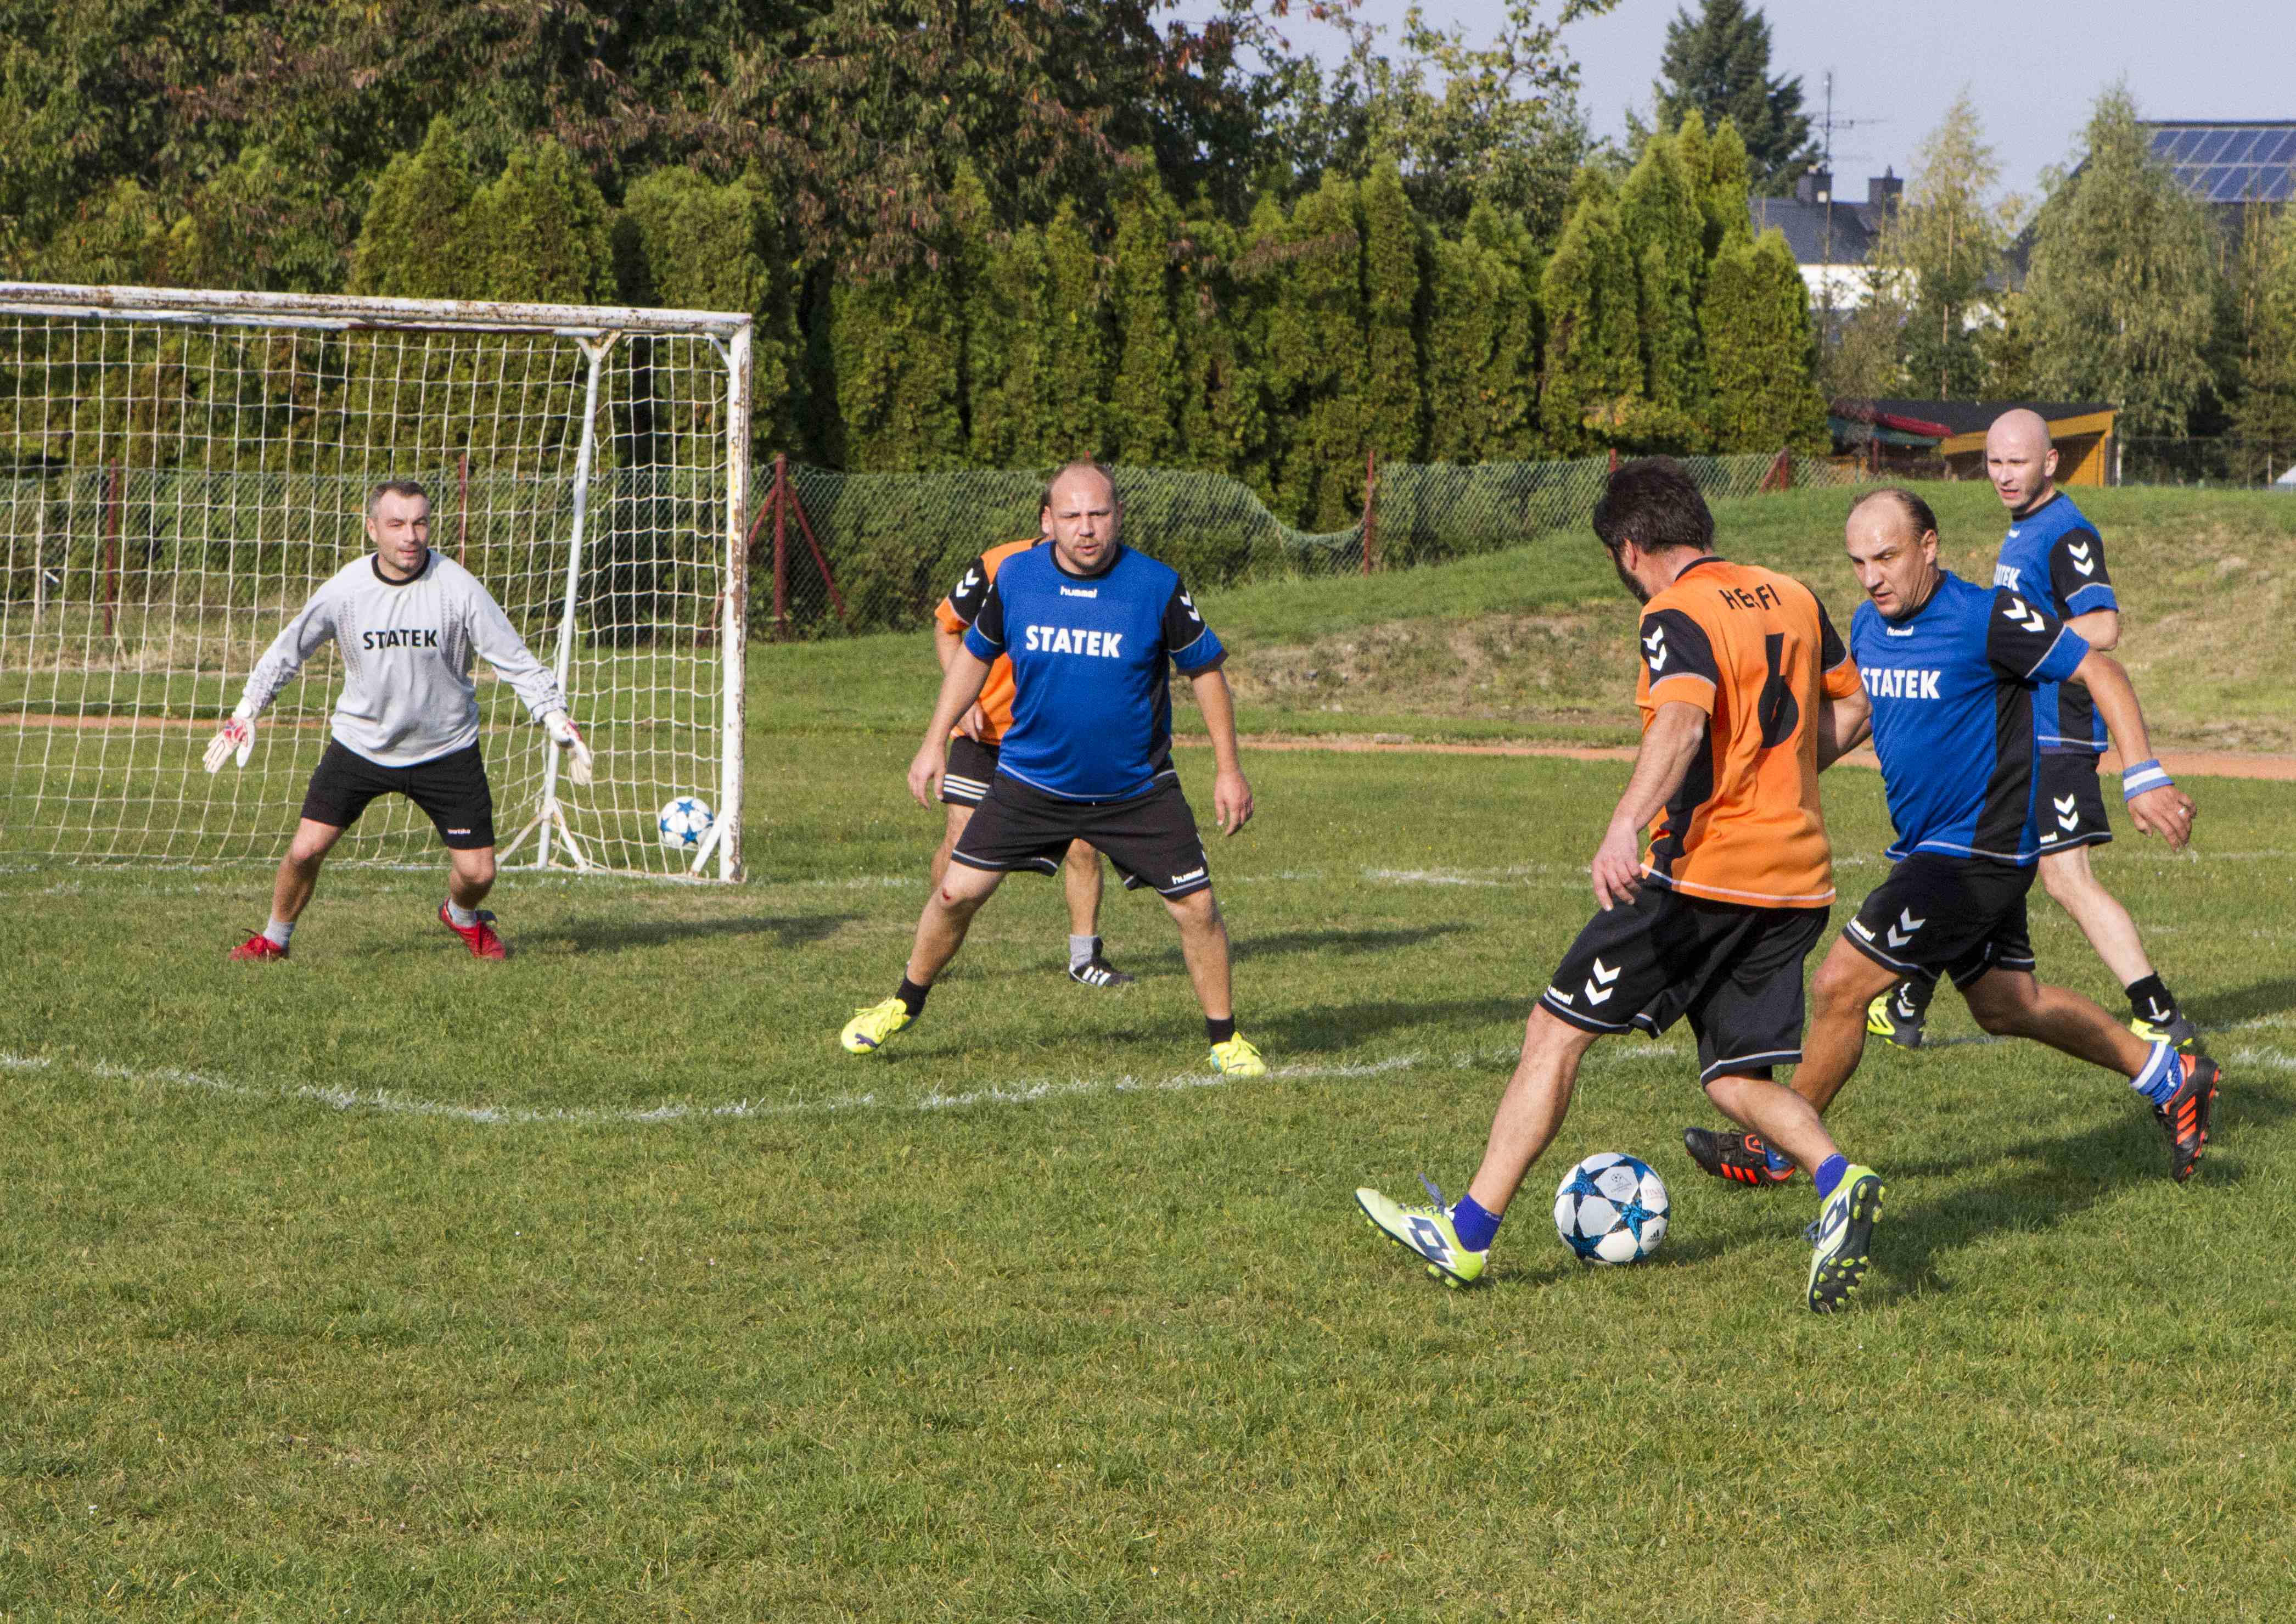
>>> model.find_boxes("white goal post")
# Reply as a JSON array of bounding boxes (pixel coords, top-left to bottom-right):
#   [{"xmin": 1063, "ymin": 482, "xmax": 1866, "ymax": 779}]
[{"xmin": 0, "ymin": 282, "xmax": 751, "ymax": 881}]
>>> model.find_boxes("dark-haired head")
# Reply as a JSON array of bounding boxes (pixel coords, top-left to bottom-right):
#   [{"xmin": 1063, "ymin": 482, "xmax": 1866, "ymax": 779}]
[{"xmin": 1591, "ymin": 456, "xmax": 1715, "ymax": 558}]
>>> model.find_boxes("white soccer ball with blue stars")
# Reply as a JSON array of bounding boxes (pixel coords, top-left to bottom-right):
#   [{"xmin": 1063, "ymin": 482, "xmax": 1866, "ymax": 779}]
[
  {"xmin": 657, "ymin": 795, "xmax": 713, "ymax": 850},
  {"xmin": 1553, "ymin": 1152, "xmax": 1669, "ymax": 1265}
]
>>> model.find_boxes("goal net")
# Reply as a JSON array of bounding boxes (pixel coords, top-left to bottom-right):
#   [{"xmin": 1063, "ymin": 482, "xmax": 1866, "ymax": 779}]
[{"xmin": 0, "ymin": 283, "xmax": 750, "ymax": 880}]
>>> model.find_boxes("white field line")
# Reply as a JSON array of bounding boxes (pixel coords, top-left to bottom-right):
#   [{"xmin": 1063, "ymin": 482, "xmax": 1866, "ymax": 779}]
[{"xmin": 0, "ymin": 1039, "xmax": 1691, "ymax": 1132}]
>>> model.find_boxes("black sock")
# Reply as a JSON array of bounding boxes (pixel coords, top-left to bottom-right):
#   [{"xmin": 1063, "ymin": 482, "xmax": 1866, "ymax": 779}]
[
  {"xmin": 1206, "ymin": 1015, "xmax": 1236, "ymax": 1046},
  {"xmin": 2125, "ymin": 974, "xmax": 2176, "ymax": 1018},
  {"xmin": 896, "ymin": 977, "xmax": 931, "ymax": 1018}
]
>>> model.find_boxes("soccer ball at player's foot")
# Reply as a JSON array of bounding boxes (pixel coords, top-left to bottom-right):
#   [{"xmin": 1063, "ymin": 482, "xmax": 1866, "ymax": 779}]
[
  {"xmin": 658, "ymin": 796, "xmax": 713, "ymax": 850},
  {"xmin": 1554, "ymin": 1152, "xmax": 1670, "ymax": 1265}
]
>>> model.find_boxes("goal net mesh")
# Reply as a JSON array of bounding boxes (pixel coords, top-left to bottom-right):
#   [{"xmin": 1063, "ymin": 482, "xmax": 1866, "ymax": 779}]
[{"xmin": 0, "ymin": 289, "xmax": 746, "ymax": 878}]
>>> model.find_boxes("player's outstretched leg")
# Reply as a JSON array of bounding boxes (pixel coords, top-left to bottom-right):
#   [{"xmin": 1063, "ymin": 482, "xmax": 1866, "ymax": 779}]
[
  {"xmin": 1165, "ymin": 888, "xmax": 1263, "ymax": 1075},
  {"xmin": 1866, "ymin": 976, "xmax": 1935, "ymax": 1050},
  {"xmin": 232, "ymin": 817, "xmax": 343, "ymax": 961},
  {"xmin": 438, "ymin": 846, "xmax": 507, "ymax": 959},
  {"xmin": 843, "ymin": 861, "xmax": 1004, "ymax": 1056},
  {"xmin": 1064, "ymin": 841, "xmax": 1133, "ymax": 988},
  {"xmin": 1961, "ymin": 967, "xmax": 2224, "ymax": 1182},
  {"xmin": 1358, "ymin": 1007, "xmax": 1596, "ymax": 1288}
]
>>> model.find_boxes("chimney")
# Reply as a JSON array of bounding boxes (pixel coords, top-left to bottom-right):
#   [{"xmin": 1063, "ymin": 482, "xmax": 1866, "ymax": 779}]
[
  {"xmin": 1868, "ymin": 169, "xmax": 1903, "ymax": 214},
  {"xmin": 1795, "ymin": 168, "xmax": 1833, "ymax": 205}
]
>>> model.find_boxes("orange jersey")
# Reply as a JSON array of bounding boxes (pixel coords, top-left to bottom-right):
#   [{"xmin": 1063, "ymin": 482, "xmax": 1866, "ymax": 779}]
[
  {"xmin": 934, "ymin": 538, "xmax": 1036, "ymax": 743},
  {"xmin": 1633, "ymin": 557, "xmax": 1860, "ymax": 906}
]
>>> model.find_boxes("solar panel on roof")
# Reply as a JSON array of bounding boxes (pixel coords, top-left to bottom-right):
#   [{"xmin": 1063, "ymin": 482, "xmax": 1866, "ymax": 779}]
[
  {"xmin": 2193, "ymin": 131, "xmax": 2233, "ymax": 163},
  {"xmin": 2261, "ymin": 130, "xmax": 2296, "ymax": 164},
  {"xmin": 2155, "ymin": 130, "xmax": 2196, "ymax": 160},
  {"xmin": 2220, "ymin": 131, "xmax": 2260, "ymax": 164}
]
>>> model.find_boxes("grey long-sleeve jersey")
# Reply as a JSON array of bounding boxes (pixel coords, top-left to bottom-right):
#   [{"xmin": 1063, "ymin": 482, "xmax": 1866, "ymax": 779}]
[{"xmin": 234, "ymin": 550, "xmax": 566, "ymax": 768}]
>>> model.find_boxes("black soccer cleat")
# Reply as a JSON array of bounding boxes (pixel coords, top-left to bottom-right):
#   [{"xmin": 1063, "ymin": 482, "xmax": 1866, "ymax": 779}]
[
  {"xmin": 1682, "ymin": 1126, "xmax": 1798, "ymax": 1188},
  {"xmin": 2153, "ymin": 1053, "xmax": 2220, "ymax": 1184},
  {"xmin": 1866, "ymin": 979, "xmax": 1932, "ymax": 1051},
  {"xmin": 1069, "ymin": 955, "xmax": 1136, "ymax": 989}
]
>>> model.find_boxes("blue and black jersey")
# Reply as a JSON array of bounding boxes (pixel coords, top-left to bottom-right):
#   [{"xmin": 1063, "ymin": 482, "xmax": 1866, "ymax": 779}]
[
  {"xmin": 1851, "ymin": 571, "xmax": 2090, "ymax": 864},
  {"xmin": 962, "ymin": 541, "xmax": 1226, "ymax": 802},
  {"xmin": 1994, "ymin": 491, "xmax": 2115, "ymax": 753}
]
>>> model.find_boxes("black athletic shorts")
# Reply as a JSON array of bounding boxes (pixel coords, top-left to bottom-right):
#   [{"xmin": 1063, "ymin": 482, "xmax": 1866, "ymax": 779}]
[
  {"xmin": 951, "ymin": 774, "xmax": 1210, "ymax": 898},
  {"xmin": 300, "ymin": 740, "xmax": 497, "ymax": 850},
  {"xmin": 1538, "ymin": 882, "xmax": 1829, "ymax": 1084},
  {"xmin": 940, "ymin": 736, "xmax": 999, "ymax": 808},
  {"xmin": 1843, "ymin": 852, "xmax": 2035, "ymax": 989},
  {"xmin": 2035, "ymin": 751, "xmax": 2113, "ymax": 853}
]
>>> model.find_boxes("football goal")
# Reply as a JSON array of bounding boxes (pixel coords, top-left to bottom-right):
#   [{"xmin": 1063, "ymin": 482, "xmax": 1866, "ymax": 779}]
[{"xmin": 0, "ymin": 282, "xmax": 751, "ymax": 880}]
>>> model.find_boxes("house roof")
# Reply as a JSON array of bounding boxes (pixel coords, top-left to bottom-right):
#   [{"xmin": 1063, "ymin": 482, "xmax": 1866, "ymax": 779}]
[
  {"xmin": 1747, "ymin": 195, "xmax": 1884, "ymax": 267},
  {"xmin": 1832, "ymin": 399, "xmax": 2117, "ymax": 441},
  {"xmin": 2144, "ymin": 121, "xmax": 2296, "ymax": 204}
]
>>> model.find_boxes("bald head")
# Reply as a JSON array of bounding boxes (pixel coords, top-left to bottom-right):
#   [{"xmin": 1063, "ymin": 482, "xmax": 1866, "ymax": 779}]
[{"xmin": 1984, "ymin": 408, "xmax": 2058, "ymax": 513}]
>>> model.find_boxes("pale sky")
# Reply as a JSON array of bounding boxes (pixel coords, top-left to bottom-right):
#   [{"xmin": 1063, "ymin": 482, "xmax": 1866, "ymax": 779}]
[{"xmin": 1267, "ymin": 0, "xmax": 2295, "ymax": 209}]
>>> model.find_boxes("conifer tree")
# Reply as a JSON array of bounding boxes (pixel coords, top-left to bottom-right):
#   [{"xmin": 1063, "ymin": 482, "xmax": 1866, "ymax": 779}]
[
  {"xmin": 1650, "ymin": 0, "xmax": 1818, "ymax": 192},
  {"xmin": 1357, "ymin": 160, "xmax": 1427, "ymax": 464},
  {"xmin": 1041, "ymin": 203, "xmax": 1111, "ymax": 461},
  {"xmin": 828, "ymin": 262, "xmax": 966, "ymax": 471},
  {"xmin": 468, "ymin": 137, "xmax": 613, "ymax": 304},
  {"xmin": 1618, "ymin": 132, "xmax": 1709, "ymax": 439},
  {"xmin": 1698, "ymin": 117, "xmax": 1756, "ymax": 261},
  {"xmin": 1176, "ymin": 216, "xmax": 1272, "ymax": 491},
  {"xmin": 348, "ymin": 118, "xmax": 481, "ymax": 299},
  {"xmin": 1107, "ymin": 165, "xmax": 1187, "ymax": 466},
  {"xmin": 1702, "ymin": 227, "xmax": 1828, "ymax": 452},
  {"xmin": 965, "ymin": 221, "xmax": 1053, "ymax": 468},
  {"xmin": 1262, "ymin": 173, "xmax": 1367, "ymax": 528},
  {"xmin": 2233, "ymin": 205, "xmax": 2296, "ymax": 475},
  {"xmin": 1424, "ymin": 203, "xmax": 1537, "ymax": 463},
  {"xmin": 1539, "ymin": 193, "xmax": 1642, "ymax": 453}
]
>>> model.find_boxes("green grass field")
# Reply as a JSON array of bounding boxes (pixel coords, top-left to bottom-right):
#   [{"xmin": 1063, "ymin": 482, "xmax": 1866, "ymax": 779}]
[{"xmin": 4, "ymin": 481, "xmax": 2295, "ymax": 1619}]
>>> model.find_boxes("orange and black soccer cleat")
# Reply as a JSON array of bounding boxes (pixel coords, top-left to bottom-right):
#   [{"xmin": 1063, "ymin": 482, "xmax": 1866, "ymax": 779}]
[
  {"xmin": 438, "ymin": 903, "xmax": 509, "ymax": 960},
  {"xmin": 1682, "ymin": 1127, "xmax": 1797, "ymax": 1188},
  {"xmin": 228, "ymin": 931, "xmax": 289, "ymax": 962},
  {"xmin": 2153, "ymin": 1053, "xmax": 2220, "ymax": 1184}
]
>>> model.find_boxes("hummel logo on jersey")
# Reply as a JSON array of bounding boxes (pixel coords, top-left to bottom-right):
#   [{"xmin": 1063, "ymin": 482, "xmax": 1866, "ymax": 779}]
[
  {"xmin": 2006, "ymin": 528, "xmax": 2022, "ymax": 539},
  {"xmin": 1849, "ymin": 919, "xmax": 1876, "ymax": 942},
  {"xmin": 361, "ymin": 627, "xmax": 440, "ymax": 649},
  {"xmin": 2067, "ymin": 541, "xmax": 2095, "ymax": 576},
  {"xmin": 2004, "ymin": 597, "xmax": 2048, "ymax": 634},
  {"xmin": 961, "ymin": 568, "xmax": 981, "ymax": 591},
  {"xmin": 2056, "ymin": 792, "xmax": 2080, "ymax": 831},
  {"xmin": 1023, "ymin": 624, "xmax": 1124, "ymax": 656},
  {"xmin": 1884, "ymin": 908, "xmax": 1925, "ymax": 949},
  {"xmin": 1058, "ymin": 585, "xmax": 1098, "ymax": 598},
  {"xmin": 1862, "ymin": 667, "xmax": 1941, "ymax": 699},
  {"xmin": 1642, "ymin": 626, "xmax": 1668, "ymax": 671},
  {"xmin": 1180, "ymin": 590, "xmax": 1202, "ymax": 623},
  {"xmin": 1583, "ymin": 956, "xmax": 1621, "ymax": 1005}
]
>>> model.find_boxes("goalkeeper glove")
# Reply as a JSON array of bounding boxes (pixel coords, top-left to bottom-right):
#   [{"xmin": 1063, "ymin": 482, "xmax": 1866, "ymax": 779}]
[
  {"xmin": 544, "ymin": 709, "xmax": 594, "ymax": 786},
  {"xmin": 203, "ymin": 714, "xmax": 255, "ymax": 774}
]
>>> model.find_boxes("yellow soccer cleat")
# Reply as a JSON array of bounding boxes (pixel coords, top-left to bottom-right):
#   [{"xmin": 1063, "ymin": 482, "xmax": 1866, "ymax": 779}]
[
  {"xmin": 1208, "ymin": 1035, "xmax": 1267, "ymax": 1077},
  {"xmin": 840, "ymin": 996, "xmax": 913, "ymax": 1055}
]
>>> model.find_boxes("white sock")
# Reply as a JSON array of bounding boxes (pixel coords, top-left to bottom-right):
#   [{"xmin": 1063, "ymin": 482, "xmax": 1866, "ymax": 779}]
[
  {"xmin": 446, "ymin": 899, "xmax": 479, "ymax": 928},
  {"xmin": 1069, "ymin": 934, "xmax": 1097, "ymax": 971},
  {"xmin": 262, "ymin": 918, "xmax": 295, "ymax": 948}
]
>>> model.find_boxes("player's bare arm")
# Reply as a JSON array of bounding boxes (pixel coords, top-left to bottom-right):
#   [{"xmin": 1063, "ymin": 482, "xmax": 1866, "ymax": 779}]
[
  {"xmin": 1815, "ymin": 687, "xmax": 1872, "ymax": 771},
  {"xmin": 908, "ymin": 648, "xmax": 993, "ymax": 807},
  {"xmin": 1591, "ymin": 699, "xmax": 1706, "ymax": 910},
  {"xmin": 2063, "ymin": 607, "xmax": 2120, "ymax": 652},
  {"xmin": 2064, "ymin": 649, "xmax": 2194, "ymax": 850},
  {"xmin": 932, "ymin": 617, "xmax": 992, "ymax": 741},
  {"xmin": 1188, "ymin": 663, "xmax": 1253, "ymax": 836}
]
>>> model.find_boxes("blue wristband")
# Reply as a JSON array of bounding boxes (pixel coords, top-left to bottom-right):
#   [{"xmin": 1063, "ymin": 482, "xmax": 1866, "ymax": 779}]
[{"xmin": 2121, "ymin": 758, "xmax": 2173, "ymax": 800}]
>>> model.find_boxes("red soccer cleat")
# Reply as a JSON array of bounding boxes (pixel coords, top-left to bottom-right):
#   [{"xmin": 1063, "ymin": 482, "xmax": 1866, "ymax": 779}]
[
  {"xmin": 438, "ymin": 903, "xmax": 509, "ymax": 960},
  {"xmin": 228, "ymin": 931, "xmax": 289, "ymax": 962}
]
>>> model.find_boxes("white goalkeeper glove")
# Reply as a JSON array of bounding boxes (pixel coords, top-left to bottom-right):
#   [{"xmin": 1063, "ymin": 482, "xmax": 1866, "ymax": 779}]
[
  {"xmin": 544, "ymin": 709, "xmax": 594, "ymax": 786},
  {"xmin": 203, "ymin": 714, "xmax": 255, "ymax": 774}
]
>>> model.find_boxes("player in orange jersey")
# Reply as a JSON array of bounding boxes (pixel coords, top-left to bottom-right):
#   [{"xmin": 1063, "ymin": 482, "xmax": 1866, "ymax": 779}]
[
  {"xmin": 1358, "ymin": 457, "xmax": 1884, "ymax": 1312},
  {"xmin": 934, "ymin": 527, "xmax": 1131, "ymax": 988}
]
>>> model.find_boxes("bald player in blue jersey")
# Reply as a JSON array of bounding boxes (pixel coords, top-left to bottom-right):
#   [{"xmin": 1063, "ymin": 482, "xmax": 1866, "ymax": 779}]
[
  {"xmin": 1868, "ymin": 410, "xmax": 2198, "ymax": 1052},
  {"xmin": 1686, "ymin": 488, "xmax": 2222, "ymax": 1191},
  {"xmin": 838, "ymin": 461, "xmax": 1266, "ymax": 1076}
]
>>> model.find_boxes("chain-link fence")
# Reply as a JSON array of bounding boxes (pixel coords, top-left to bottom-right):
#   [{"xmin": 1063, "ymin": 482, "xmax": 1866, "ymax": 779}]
[
  {"xmin": 755, "ymin": 449, "xmax": 1876, "ymax": 637},
  {"xmin": 2120, "ymin": 436, "xmax": 2296, "ymax": 490}
]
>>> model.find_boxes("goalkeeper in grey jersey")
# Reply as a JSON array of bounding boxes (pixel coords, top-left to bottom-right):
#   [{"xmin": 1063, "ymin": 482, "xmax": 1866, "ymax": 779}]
[{"xmin": 204, "ymin": 479, "xmax": 593, "ymax": 961}]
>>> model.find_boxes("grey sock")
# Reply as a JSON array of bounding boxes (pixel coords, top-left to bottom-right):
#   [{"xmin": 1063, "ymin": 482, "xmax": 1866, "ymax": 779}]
[
  {"xmin": 1069, "ymin": 933, "xmax": 1097, "ymax": 971},
  {"xmin": 263, "ymin": 918, "xmax": 295, "ymax": 948},
  {"xmin": 446, "ymin": 899, "xmax": 479, "ymax": 928}
]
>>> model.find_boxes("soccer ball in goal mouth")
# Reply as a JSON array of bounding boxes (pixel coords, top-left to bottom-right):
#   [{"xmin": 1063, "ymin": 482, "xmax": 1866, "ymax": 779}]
[
  {"xmin": 658, "ymin": 796, "xmax": 715, "ymax": 850},
  {"xmin": 1553, "ymin": 1152, "xmax": 1669, "ymax": 1265}
]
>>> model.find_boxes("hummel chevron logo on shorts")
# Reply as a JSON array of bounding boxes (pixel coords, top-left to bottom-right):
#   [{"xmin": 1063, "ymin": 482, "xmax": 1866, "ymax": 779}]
[
  {"xmin": 2056, "ymin": 793, "xmax": 2080, "ymax": 831},
  {"xmin": 1884, "ymin": 908, "xmax": 1925, "ymax": 949},
  {"xmin": 1583, "ymin": 957, "xmax": 1621, "ymax": 1005}
]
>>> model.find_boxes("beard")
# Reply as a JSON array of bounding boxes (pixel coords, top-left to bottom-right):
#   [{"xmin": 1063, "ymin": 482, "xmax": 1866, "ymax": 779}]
[{"xmin": 1610, "ymin": 547, "xmax": 1651, "ymax": 604}]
